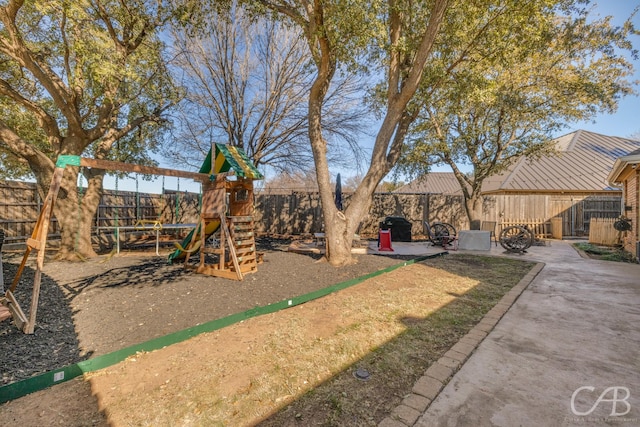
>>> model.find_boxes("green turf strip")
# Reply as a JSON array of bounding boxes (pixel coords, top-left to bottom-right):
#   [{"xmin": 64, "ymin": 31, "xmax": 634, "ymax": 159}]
[{"xmin": 0, "ymin": 253, "xmax": 445, "ymax": 404}]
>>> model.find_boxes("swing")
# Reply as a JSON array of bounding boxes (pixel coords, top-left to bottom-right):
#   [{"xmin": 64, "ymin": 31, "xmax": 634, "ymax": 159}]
[
  {"xmin": 133, "ymin": 173, "xmax": 162, "ymax": 231},
  {"xmin": 117, "ymin": 175, "xmax": 199, "ymax": 255}
]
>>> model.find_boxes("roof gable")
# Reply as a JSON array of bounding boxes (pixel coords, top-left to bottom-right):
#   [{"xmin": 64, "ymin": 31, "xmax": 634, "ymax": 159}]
[
  {"xmin": 482, "ymin": 130, "xmax": 640, "ymax": 193},
  {"xmin": 608, "ymin": 147, "xmax": 640, "ymax": 184},
  {"xmin": 199, "ymin": 144, "xmax": 264, "ymax": 180}
]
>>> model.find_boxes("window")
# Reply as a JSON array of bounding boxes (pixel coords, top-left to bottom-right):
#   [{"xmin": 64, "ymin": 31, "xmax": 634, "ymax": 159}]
[{"xmin": 235, "ymin": 188, "xmax": 249, "ymax": 202}]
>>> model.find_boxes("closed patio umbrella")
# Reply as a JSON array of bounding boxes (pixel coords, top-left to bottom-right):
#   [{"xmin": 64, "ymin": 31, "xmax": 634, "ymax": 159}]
[{"xmin": 334, "ymin": 173, "xmax": 343, "ymax": 210}]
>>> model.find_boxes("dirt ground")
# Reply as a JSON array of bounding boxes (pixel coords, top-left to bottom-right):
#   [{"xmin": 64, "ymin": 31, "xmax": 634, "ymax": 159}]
[{"xmin": 0, "ymin": 237, "xmax": 413, "ymax": 425}]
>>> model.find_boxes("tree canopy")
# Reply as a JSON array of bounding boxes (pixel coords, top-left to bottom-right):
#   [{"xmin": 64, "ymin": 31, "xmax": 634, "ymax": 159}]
[
  {"xmin": 167, "ymin": 3, "xmax": 369, "ymax": 175},
  {"xmin": 0, "ymin": 0, "xmax": 183, "ymax": 258},
  {"xmin": 242, "ymin": 0, "xmax": 632, "ymax": 265},
  {"xmin": 397, "ymin": 1, "xmax": 638, "ymax": 222}
]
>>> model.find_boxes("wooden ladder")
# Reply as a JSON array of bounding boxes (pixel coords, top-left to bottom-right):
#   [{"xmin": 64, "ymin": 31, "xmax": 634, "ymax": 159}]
[
  {"xmin": 226, "ymin": 216, "xmax": 258, "ymax": 276},
  {"xmin": 192, "ymin": 215, "xmax": 257, "ymax": 281}
]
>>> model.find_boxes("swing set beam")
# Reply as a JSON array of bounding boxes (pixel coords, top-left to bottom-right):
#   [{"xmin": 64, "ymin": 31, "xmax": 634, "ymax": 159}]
[
  {"xmin": 1, "ymin": 155, "xmax": 231, "ymax": 334},
  {"xmin": 66, "ymin": 156, "xmax": 227, "ymax": 182}
]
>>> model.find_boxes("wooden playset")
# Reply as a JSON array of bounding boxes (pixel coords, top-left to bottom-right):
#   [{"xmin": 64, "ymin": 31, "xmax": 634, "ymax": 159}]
[
  {"xmin": 1, "ymin": 144, "xmax": 263, "ymax": 334},
  {"xmin": 168, "ymin": 144, "xmax": 263, "ymax": 280}
]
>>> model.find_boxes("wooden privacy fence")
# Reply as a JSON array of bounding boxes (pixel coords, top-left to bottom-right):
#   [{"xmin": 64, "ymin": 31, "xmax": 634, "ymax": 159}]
[
  {"xmin": 254, "ymin": 192, "xmax": 443, "ymax": 238},
  {"xmin": 498, "ymin": 218, "xmax": 553, "ymax": 239},
  {"xmin": 0, "ymin": 179, "xmax": 200, "ymax": 246},
  {"xmin": 95, "ymin": 189, "xmax": 200, "ymax": 230},
  {"xmin": 0, "ymin": 180, "xmax": 58, "ymax": 244},
  {"xmin": 0, "ymin": 179, "xmax": 623, "ymax": 244},
  {"xmin": 255, "ymin": 193, "xmax": 621, "ymax": 238},
  {"xmin": 588, "ymin": 218, "xmax": 620, "ymax": 246}
]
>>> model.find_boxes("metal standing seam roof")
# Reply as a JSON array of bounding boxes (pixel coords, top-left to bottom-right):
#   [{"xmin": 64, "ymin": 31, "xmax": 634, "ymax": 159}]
[
  {"xmin": 394, "ymin": 172, "xmax": 466, "ymax": 194},
  {"xmin": 481, "ymin": 130, "xmax": 640, "ymax": 193},
  {"xmin": 396, "ymin": 130, "xmax": 640, "ymax": 195}
]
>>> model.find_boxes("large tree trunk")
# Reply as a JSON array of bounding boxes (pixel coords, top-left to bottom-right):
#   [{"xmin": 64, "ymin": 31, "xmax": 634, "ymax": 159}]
[
  {"xmin": 54, "ymin": 168, "xmax": 102, "ymax": 260},
  {"xmin": 324, "ymin": 195, "xmax": 369, "ymax": 267},
  {"xmin": 299, "ymin": 0, "xmax": 449, "ymax": 267},
  {"xmin": 305, "ymin": 6, "xmax": 351, "ymax": 266},
  {"xmin": 34, "ymin": 164, "xmax": 104, "ymax": 261},
  {"xmin": 324, "ymin": 211, "xmax": 350, "ymax": 264},
  {"xmin": 464, "ymin": 191, "xmax": 483, "ymax": 227}
]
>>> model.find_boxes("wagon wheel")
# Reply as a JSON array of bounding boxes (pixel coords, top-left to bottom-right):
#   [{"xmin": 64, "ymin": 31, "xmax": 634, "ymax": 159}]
[
  {"xmin": 432, "ymin": 222, "xmax": 457, "ymax": 247},
  {"xmin": 499, "ymin": 225, "xmax": 533, "ymax": 253}
]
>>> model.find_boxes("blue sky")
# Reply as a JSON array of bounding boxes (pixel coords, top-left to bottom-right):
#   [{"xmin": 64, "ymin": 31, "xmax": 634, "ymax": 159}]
[{"xmin": 566, "ymin": 0, "xmax": 640, "ymax": 140}]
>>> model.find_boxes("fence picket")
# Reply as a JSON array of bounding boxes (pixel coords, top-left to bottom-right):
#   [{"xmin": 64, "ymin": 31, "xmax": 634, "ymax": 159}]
[{"xmin": 588, "ymin": 218, "xmax": 620, "ymax": 246}]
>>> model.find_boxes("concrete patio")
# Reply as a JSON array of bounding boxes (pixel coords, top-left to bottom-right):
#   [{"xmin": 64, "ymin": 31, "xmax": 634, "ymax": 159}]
[{"xmin": 380, "ymin": 240, "xmax": 640, "ymax": 427}]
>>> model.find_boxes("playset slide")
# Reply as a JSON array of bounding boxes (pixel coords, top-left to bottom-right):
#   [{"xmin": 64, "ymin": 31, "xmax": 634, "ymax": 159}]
[{"xmin": 168, "ymin": 219, "xmax": 221, "ymax": 262}]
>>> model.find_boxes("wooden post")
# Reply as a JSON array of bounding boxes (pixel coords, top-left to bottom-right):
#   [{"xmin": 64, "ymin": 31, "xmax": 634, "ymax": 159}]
[
  {"xmin": 3, "ymin": 167, "xmax": 65, "ymax": 333},
  {"xmin": 551, "ymin": 217, "xmax": 563, "ymax": 239},
  {"xmin": 199, "ymin": 216, "xmax": 207, "ymax": 269},
  {"xmin": 218, "ymin": 217, "xmax": 225, "ymax": 272},
  {"xmin": 0, "ymin": 229, "xmax": 4, "ymax": 294},
  {"xmin": 220, "ymin": 216, "xmax": 242, "ymax": 280}
]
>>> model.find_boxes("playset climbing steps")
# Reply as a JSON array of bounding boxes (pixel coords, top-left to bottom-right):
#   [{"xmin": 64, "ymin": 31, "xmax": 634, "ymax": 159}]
[
  {"xmin": 183, "ymin": 215, "xmax": 259, "ymax": 281},
  {"xmin": 228, "ymin": 216, "xmax": 258, "ymax": 274}
]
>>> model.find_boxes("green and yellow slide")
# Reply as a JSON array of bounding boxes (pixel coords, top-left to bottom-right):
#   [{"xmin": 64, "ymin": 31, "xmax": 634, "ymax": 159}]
[{"xmin": 168, "ymin": 219, "xmax": 220, "ymax": 263}]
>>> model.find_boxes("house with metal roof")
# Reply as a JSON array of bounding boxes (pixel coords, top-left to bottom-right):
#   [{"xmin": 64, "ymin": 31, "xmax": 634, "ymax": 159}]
[
  {"xmin": 395, "ymin": 130, "xmax": 640, "ymax": 236},
  {"xmin": 481, "ymin": 130, "xmax": 638, "ymax": 195},
  {"xmin": 608, "ymin": 147, "xmax": 640, "ymax": 260},
  {"xmin": 397, "ymin": 130, "xmax": 640, "ymax": 195}
]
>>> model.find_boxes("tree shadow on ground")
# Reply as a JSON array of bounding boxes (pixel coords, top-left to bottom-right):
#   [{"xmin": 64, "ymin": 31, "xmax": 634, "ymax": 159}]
[
  {"xmin": 0, "ymin": 262, "xmax": 86, "ymax": 384},
  {"xmin": 256, "ymin": 254, "xmax": 535, "ymax": 426},
  {"xmin": 62, "ymin": 257, "xmax": 185, "ymax": 297}
]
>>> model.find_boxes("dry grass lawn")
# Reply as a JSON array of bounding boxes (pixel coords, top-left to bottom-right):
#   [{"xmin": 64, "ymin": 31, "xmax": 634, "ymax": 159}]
[{"xmin": 79, "ymin": 253, "xmax": 535, "ymax": 426}]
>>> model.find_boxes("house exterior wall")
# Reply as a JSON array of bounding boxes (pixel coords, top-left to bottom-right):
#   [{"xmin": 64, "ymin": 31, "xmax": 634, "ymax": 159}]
[{"xmin": 622, "ymin": 169, "xmax": 639, "ymax": 258}]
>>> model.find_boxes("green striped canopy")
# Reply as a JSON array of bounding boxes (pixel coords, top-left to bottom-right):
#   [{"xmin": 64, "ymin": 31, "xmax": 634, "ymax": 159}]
[{"xmin": 199, "ymin": 144, "xmax": 263, "ymax": 180}]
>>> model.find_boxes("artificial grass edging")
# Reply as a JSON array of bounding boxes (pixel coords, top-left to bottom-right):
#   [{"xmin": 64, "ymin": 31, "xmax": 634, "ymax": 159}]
[{"xmin": 0, "ymin": 253, "xmax": 446, "ymax": 405}]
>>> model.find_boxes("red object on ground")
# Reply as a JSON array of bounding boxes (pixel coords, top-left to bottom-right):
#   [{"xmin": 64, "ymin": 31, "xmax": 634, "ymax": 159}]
[{"xmin": 378, "ymin": 229, "xmax": 394, "ymax": 251}]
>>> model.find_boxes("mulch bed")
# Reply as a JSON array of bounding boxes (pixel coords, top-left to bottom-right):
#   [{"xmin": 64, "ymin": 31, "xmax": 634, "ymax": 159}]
[{"xmin": 1, "ymin": 237, "xmax": 413, "ymax": 386}]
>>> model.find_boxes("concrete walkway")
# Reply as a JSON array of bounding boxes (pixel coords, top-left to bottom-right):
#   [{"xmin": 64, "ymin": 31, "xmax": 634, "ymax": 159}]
[{"xmin": 380, "ymin": 240, "xmax": 640, "ymax": 427}]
